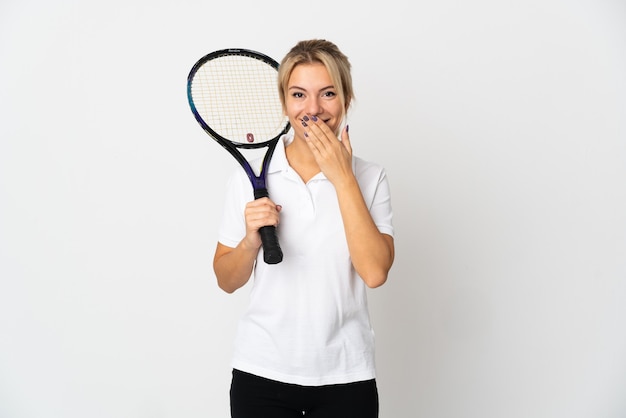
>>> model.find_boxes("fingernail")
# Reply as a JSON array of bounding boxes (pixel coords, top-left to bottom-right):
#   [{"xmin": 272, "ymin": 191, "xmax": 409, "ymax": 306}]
[
  {"xmin": 311, "ymin": 115, "xmax": 318, "ymax": 122},
  {"xmin": 346, "ymin": 124, "xmax": 349, "ymax": 132},
  {"xmin": 301, "ymin": 120, "xmax": 308, "ymax": 127},
  {"xmin": 303, "ymin": 115, "xmax": 309, "ymax": 122},
  {"xmin": 304, "ymin": 131, "xmax": 309, "ymax": 138}
]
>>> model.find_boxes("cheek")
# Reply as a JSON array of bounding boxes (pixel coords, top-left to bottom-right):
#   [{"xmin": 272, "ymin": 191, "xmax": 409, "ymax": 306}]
[
  {"xmin": 284, "ymin": 105, "xmax": 303, "ymax": 131},
  {"xmin": 285, "ymin": 102, "xmax": 304, "ymax": 121}
]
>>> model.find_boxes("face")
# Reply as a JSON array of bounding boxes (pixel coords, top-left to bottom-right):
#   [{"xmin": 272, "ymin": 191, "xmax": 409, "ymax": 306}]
[{"xmin": 284, "ymin": 62, "xmax": 344, "ymax": 140}]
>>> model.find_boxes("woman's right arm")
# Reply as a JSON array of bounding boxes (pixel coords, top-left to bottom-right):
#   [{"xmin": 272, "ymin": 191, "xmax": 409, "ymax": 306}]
[
  {"xmin": 213, "ymin": 197, "xmax": 281, "ymax": 293},
  {"xmin": 213, "ymin": 241, "xmax": 259, "ymax": 293}
]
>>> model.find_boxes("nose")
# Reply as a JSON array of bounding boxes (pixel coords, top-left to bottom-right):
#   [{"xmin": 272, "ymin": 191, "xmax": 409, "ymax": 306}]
[{"xmin": 305, "ymin": 96, "xmax": 322, "ymax": 116}]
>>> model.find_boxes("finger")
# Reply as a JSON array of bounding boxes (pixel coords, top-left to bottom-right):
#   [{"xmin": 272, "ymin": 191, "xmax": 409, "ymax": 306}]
[
  {"xmin": 302, "ymin": 115, "xmax": 330, "ymax": 147},
  {"xmin": 245, "ymin": 199, "xmax": 280, "ymax": 221},
  {"xmin": 303, "ymin": 130, "xmax": 322, "ymax": 157},
  {"xmin": 246, "ymin": 209, "xmax": 280, "ymax": 228},
  {"xmin": 305, "ymin": 116, "xmax": 335, "ymax": 146},
  {"xmin": 248, "ymin": 197, "xmax": 277, "ymax": 210},
  {"xmin": 341, "ymin": 124, "xmax": 352, "ymax": 155}
]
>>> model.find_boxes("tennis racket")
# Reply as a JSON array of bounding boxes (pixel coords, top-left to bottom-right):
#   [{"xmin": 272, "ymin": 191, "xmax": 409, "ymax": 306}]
[{"xmin": 187, "ymin": 48, "xmax": 290, "ymax": 264}]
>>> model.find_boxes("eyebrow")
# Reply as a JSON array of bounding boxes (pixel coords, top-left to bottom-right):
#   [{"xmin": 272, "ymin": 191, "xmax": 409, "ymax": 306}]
[{"xmin": 288, "ymin": 85, "xmax": 335, "ymax": 92}]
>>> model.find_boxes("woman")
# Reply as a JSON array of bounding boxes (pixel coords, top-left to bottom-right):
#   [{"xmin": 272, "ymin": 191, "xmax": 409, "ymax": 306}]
[{"xmin": 213, "ymin": 39, "xmax": 395, "ymax": 418}]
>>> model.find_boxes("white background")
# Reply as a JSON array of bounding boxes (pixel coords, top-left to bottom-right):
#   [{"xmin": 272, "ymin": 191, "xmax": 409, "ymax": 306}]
[{"xmin": 1, "ymin": 0, "xmax": 625, "ymax": 417}]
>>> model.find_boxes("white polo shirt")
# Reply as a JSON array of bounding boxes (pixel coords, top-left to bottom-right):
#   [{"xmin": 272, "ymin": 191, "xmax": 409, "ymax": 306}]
[{"xmin": 217, "ymin": 133, "xmax": 394, "ymax": 386}]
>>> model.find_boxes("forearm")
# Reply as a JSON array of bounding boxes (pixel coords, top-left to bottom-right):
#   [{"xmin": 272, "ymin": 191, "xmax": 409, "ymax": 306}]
[
  {"xmin": 213, "ymin": 197, "xmax": 282, "ymax": 293},
  {"xmin": 213, "ymin": 241, "xmax": 258, "ymax": 293},
  {"xmin": 335, "ymin": 176, "xmax": 395, "ymax": 288}
]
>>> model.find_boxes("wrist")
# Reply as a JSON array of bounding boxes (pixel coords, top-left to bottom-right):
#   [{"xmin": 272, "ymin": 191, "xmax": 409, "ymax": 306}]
[
  {"xmin": 333, "ymin": 173, "xmax": 359, "ymax": 193},
  {"xmin": 239, "ymin": 235, "xmax": 262, "ymax": 253}
]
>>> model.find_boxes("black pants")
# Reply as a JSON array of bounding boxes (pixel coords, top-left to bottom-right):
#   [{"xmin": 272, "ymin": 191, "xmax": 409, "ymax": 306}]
[{"xmin": 230, "ymin": 369, "xmax": 379, "ymax": 418}]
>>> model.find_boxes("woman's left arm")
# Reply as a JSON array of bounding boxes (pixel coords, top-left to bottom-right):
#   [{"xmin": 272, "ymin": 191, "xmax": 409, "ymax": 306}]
[
  {"xmin": 304, "ymin": 120, "xmax": 395, "ymax": 287},
  {"xmin": 334, "ymin": 176, "xmax": 395, "ymax": 287}
]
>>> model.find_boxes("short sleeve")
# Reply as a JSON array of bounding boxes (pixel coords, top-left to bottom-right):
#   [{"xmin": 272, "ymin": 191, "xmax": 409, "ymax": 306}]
[
  {"xmin": 354, "ymin": 158, "xmax": 394, "ymax": 238},
  {"xmin": 217, "ymin": 168, "xmax": 252, "ymax": 248}
]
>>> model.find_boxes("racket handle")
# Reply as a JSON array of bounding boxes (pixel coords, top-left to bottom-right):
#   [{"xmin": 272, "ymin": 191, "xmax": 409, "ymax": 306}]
[
  {"xmin": 254, "ymin": 188, "xmax": 283, "ymax": 264},
  {"xmin": 259, "ymin": 225, "xmax": 283, "ymax": 264}
]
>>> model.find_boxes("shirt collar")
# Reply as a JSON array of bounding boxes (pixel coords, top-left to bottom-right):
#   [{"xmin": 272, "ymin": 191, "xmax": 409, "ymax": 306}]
[{"xmin": 267, "ymin": 132, "xmax": 293, "ymax": 174}]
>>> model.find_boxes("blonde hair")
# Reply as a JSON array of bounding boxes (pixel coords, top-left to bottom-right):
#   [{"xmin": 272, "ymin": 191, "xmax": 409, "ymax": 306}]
[{"xmin": 278, "ymin": 39, "xmax": 354, "ymax": 119}]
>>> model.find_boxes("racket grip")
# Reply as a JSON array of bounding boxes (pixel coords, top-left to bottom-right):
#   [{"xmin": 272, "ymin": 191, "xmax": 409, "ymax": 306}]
[
  {"xmin": 254, "ymin": 188, "xmax": 283, "ymax": 264},
  {"xmin": 259, "ymin": 225, "xmax": 283, "ymax": 264}
]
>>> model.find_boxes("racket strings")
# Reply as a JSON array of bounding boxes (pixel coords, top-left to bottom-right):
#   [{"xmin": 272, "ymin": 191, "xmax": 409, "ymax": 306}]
[{"xmin": 190, "ymin": 55, "xmax": 287, "ymax": 144}]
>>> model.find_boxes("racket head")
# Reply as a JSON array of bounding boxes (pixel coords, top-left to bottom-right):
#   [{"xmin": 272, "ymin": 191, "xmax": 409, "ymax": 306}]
[{"xmin": 187, "ymin": 48, "xmax": 290, "ymax": 150}]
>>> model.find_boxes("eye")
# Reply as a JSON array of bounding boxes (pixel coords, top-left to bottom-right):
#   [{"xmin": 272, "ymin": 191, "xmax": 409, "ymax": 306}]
[
  {"xmin": 322, "ymin": 90, "xmax": 336, "ymax": 98},
  {"xmin": 291, "ymin": 92, "xmax": 304, "ymax": 98}
]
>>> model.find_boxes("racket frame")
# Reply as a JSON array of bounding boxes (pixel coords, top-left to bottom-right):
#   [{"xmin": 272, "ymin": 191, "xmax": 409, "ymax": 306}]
[{"xmin": 187, "ymin": 48, "xmax": 290, "ymax": 264}]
